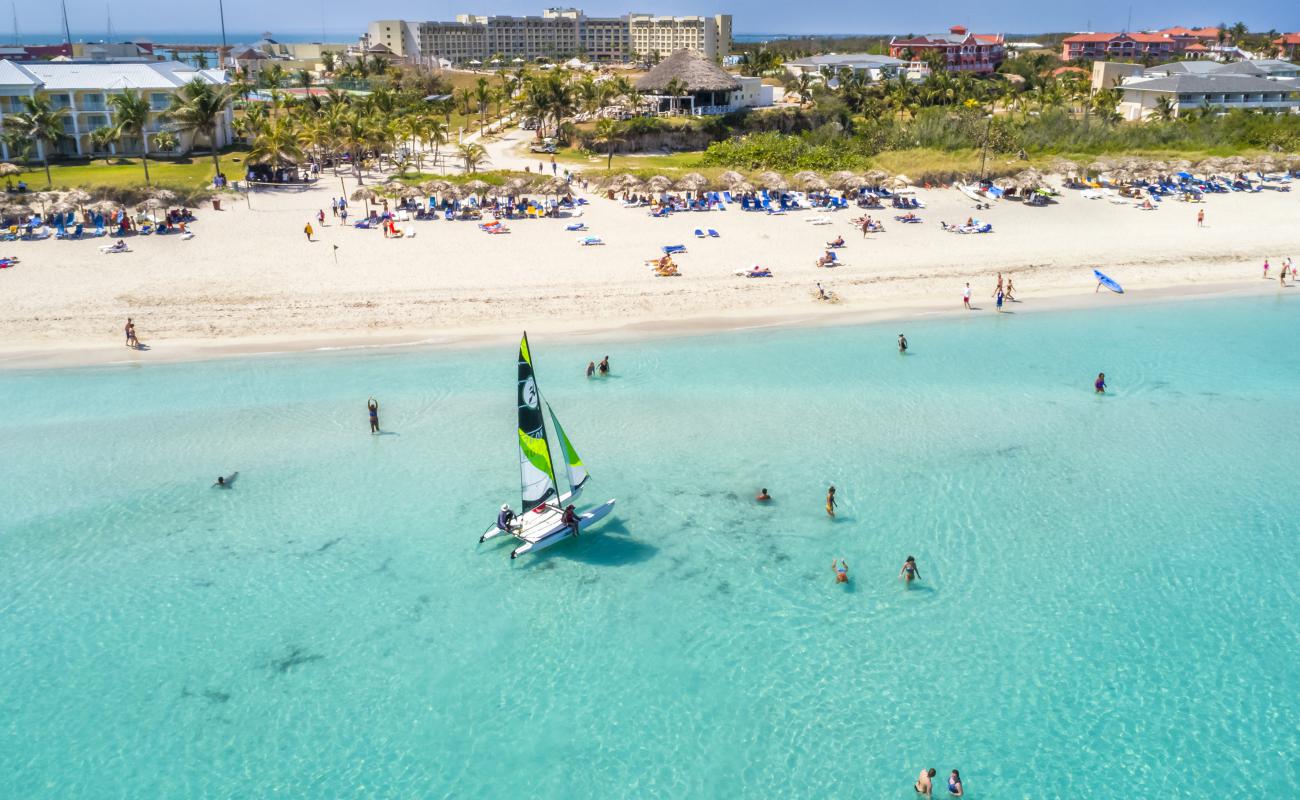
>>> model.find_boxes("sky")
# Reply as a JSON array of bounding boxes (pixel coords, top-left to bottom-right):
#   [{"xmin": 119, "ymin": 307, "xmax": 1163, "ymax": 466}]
[{"xmin": 21, "ymin": 0, "xmax": 1300, "ymax": 38}]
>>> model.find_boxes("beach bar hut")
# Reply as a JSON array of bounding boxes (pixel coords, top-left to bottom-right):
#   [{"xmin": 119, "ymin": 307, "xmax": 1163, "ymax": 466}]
[{"xmin": 635, "ymin": 50, "xmax": 742, "ymax": 116}]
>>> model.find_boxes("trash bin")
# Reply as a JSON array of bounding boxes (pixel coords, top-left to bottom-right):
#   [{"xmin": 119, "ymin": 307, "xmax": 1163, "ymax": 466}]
[{"xmin": 212, "ymin": 198, "xmax": 221, "ymax": 211}]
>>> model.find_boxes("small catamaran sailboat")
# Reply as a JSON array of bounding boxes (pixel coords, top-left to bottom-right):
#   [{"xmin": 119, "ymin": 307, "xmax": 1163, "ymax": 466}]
[{"xmin": 479, "ymin": 333, "xmax": 615, "ymax": 559}]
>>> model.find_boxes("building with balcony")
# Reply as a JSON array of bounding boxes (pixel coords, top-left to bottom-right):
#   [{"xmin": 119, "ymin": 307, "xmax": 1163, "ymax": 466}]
[
  {"xmin": 1117, "ymin": 73, "xmax": 1300, "ymax": 120},
  {"xmin": 783, "ymin": 53, "xmax": 919, "ymax": 83},
  {"xmin": 1274, "ymin": 33, "xmax": 1300, "ymax": 59},
  {"xmin": 888, "ymin": 26, "xmax": 1005, "ymax": 75},
  {"xmin": 366, "ymin": 9, "xmax": 731, "ymax": 66},
  {"xmin": 0, "ymin": 60, "xmax": 233, "ymax": 162},
  {"xmin": 1061, "ymin": 32, "xmax": 1180, "ymax": 62}
]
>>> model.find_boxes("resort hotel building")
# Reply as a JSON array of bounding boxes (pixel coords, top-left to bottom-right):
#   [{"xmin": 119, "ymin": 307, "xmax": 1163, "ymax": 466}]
[
  {"xmin": 0, "ymin": 59, "xmax": 233, "ymax": 162},
  {"xmin": 365, "ymin": 9, "xmax": 732, "ymax": 66}
]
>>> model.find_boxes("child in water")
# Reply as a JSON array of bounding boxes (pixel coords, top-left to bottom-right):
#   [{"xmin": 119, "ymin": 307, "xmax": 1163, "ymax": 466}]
[
  {"xmin": 833, "ymin": 560, "xmax": 849, "ymax": 583},
  {"xmin": 1095, "ymin": 373, "xmax": 1106, "ymax": 394}
]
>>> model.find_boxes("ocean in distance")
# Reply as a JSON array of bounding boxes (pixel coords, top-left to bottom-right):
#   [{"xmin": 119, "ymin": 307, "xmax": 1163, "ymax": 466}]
[{"xmin": 1, "ymin": 295, "xmax": 1297, "ymax": 797}]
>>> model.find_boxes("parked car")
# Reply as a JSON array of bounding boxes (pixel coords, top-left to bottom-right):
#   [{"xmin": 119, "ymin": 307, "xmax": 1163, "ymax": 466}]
[{"xmin": 530, "ymin": 138, "xmax": 557, "ymax": 154}]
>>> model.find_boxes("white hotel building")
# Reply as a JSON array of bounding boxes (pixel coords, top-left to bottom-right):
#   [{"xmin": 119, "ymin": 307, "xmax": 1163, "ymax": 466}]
[{"xmin": 366, "ymin": 8, "xmax": 732, "ymax": 65}]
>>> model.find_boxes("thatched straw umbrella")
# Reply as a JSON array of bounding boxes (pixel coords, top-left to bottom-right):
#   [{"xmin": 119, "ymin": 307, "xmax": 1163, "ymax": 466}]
[
  {"xmin": 31, "ymin": 191, "xmax": 58, "ymax": 217},
  {"xmin": 803, "ymin": 176, "xmax": 830, "ymax": 192},
  {"xmin": 992, "ymin": 177, "xmax": 1017, "ymax": 191},
  {"xmin": 381, "ymin": 179, "xmax": 407, "ymax": 197},
  {"xmin": 1049, "ymin": 158, "xmax": 1079, "ymax": 176},
  {"xmin": 887, "ymin": 174, "xmax": 912, "ymax": 189},
  {"xmin": 350, "ymin": 186, "xmax": 379, "ymax": 215},
  {"xmin": 730, "ymin": 180, "xmax": 755, "ymax": 194},
  {"xmin": 675, "ymin": 172, "xmax": 709, "ymax": 192},
  {"xmin": 136, "ymin": 197, "xmax": 164, "ymax": 223},
  {"xmin": 717, "ymin": 170, "xmax": 746, "ymax": 186},
  {"xmin": 420, "ymin": 179, "xmax": 452, "ymax": 195},
  {"xmin": 400, "ymin": 186, "xmax": 426, "ymax": 199},
  {"xmin": 150, "ymin": 188, "xmax": 177, "ymax": 203},
  {"xmin": 87, "ymin": 200, "xmax": 119, "ymax": 216},
  {"xmin": 791, "ymin": 170, "xmax": 823, "ymax": 188},
  {"xmin": 755, "ymin": 171, "xmax": 786, "ymax": 191},
  {"xmin": 0, "ymin": 162, "xmax": 20, "ymax": 178},
  {"xmin": 634, "ymin": 49, "xmax": 741, "ymax": 110},
  {"xmin": 3, "ymin": 203, "xmax": 32, "ymax": 221},
  {"xmin": 461, "ymin": 179, "xmax": 491, "ymax": 196},
  {"xmin": 829, "ymin": 170, "xmax": 860, "ymax": 190},
  {"xmin": 62, "ymin": 189, "xmax": 93, "ymax": 214},
  {"xmin": 505, "ymin": 177, "xmax": 531, "ymax": 194},
  {"xmin": 645, "ymin": 175, "xmax": 673, "ymax": 193},
  {"xmin": 535, "ymin": 176, "xmax": 571, "ymax": 197}
]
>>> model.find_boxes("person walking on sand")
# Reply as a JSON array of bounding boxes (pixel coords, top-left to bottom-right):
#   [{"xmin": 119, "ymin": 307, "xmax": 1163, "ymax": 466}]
[
  {"xmin": 126, "ymin": 320, "xmax": 140, "ymax": 349},
  {"xmin": 1196, "ymin": 208, "xmax": 1204, "ymax": 227},
  {"xmin": 993, "ymin": 272, "xmax": 1003, "ymax": 298},
  {"xmin": 962, "ymin": 282, "xmax": 971, "ymax": 310},
  {"xmin": 124, "ymin": 317, "xmax": 133, "ymax": 347},
  {"xmin": 367, "ymin": 397, "xmax": 380, "ymax": 434},
  {"xmin": 861, "ymin": 218, "xmax": 870, "ymax": 239},
  {"xmin": 1005, "ymin": 277, "xmax": 1015, "ymax": 301},
  {"xmin": 995, "ymin": 289, "xmax": 1005, "ymax": 313},
  {"xmin": 1262, "ymin": 258, "xmax": 1269, "ymax": 279},
  {"xmin": 317, "ymin": 209, "xmax": 325, "ymax": 226},
  {"xmin": 825, "ymin": 486, "xmax": 837, "ymax": 518},
  {"xmin": 915, "ymin": 767, "xmax": 937, "ymax": 796},
  {"xmin": 331, "ymin": 198, "xmax": 338, "ymax": 218},
  {"xmin": 304, "ymin": 222, "xmax": 314, "ymax": 241}
]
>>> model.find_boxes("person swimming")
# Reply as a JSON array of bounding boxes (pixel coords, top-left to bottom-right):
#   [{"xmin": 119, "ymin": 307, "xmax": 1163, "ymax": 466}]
[
  {"xmin": 1095, "ymin": 372, "xmax": 1106, "ymax": 394},
  {"xmin": 213, "ymin": 472, "xmax": 239, "ymax": 488},
  {"xmin": 833, "ymin": 560, "xmax": 849, "ymax": 583},
  {"xmin": 756, "ymin": 488, "xmax": 771, "ymax": 502},
  {"xmin": 899, "ymin": 555, "xmax": 921, "ymax": 585}
]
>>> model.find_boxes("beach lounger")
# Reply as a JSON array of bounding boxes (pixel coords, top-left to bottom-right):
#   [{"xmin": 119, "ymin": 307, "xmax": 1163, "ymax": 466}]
[
  {"xmin": 98, "ymin": 243, "xmax": 130, "ymax": 254},
  {"xmin": 723, "ymin": 192, "xmax": 734, "ymax": 204},
  {"xmin": 708, "ymin": 229, "xmax": 720, "ymax": 238},
  {"xmin": 565, "ymin": 223, "xmax": 587, "ymax": 231},
  {"xmin": 735, "ymin": 267, "xmax": 772, "ymax": 278},
  {"xmin": 662, "ymin": 244, "xmax": 687, "ymax": 255},
  {"xmin": 694, "ymin": 229, "xmax": 705, "ymax": 238},
  {"xmin": 805, "ymin": 216, "xmax": 833, "ymax": 225},
  {"xmin": 578, "ymin": 236, "xmax": 604, "ymax": 246}
]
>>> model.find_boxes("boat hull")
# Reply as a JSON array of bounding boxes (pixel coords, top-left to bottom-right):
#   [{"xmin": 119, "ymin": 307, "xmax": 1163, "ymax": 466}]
[
  {"xmin": 480, "ymin": 489, "xmax": 581, "ymax": 544},
  {"xmin": 511, "ymin": 500, "xmax": 616, "ymax": 559}
]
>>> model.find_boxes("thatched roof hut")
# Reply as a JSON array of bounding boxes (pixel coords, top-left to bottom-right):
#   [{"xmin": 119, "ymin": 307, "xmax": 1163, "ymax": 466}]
[{"xmin": 635, "ymin": 50, "xmax": 741, "ymax": 113}]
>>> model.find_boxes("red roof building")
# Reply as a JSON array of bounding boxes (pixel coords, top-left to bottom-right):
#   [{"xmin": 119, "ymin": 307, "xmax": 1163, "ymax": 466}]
[
  {"xmin": 1275, "ymin": 33, "xmax": 1300, "ymax": 59},
  {"xmin": 889, "ymin": 26, "xmax": 1005, "ymax": 74},
  {"xmin": 1061, "ymin": 32, "xmax": 1179, "ymax": 62}
]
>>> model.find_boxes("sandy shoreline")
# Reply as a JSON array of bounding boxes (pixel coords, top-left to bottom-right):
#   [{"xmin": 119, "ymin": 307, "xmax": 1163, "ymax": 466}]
[
  {"xmin": 1, "ymin": 169, "xmax": 1296, "ymax": 370},
  {"xmin": 0, "ymin": 278, "xmax": 1285, "ymax": 371}
]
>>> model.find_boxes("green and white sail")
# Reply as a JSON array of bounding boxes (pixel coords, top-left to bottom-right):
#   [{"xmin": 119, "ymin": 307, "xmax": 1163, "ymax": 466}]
[
  {"xmin": 517, "ymin": 333, "xmax": 558, "ymax": 509},
  {"xmin": 548, "ymin": 404, "xmax": 589, "ymax": 492}
]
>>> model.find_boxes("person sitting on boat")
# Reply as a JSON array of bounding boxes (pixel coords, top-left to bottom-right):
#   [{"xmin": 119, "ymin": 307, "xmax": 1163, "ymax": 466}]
[
  {"xmin": 756, "ymin": 488, "xmax": 771, "ymax": 502},
  {"xmin": 497, "ymin": 504, "xmax": 519, "ymax": 534},
  {"xmin": 562, "ymin": 505, "xmax": 580, "ymax": 537},
  {"xmin": 833, "ymin": 560, "xmax": 849, "ymax": 583}
]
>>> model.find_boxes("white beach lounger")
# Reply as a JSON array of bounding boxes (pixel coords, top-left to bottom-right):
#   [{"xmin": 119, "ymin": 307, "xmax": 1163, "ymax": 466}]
[{"xmin": 805, "ymin": 216, "xmax": 833, "ymax": 225}]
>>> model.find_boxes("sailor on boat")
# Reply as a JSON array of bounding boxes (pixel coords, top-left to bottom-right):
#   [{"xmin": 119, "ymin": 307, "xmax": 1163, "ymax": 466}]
[{"xmin": 497, "ymin": 504, "xmax": 519, "ymax": 534}]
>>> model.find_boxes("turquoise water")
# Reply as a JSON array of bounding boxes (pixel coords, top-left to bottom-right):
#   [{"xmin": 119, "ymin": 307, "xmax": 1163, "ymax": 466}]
[{"xmin": 2, "ymin": 296, "xmax": 1298, "ymax": 798}]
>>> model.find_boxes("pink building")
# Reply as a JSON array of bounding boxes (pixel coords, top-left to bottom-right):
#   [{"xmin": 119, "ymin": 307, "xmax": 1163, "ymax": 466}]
[{"xmin": 889, "ymin": 26, "xmax": 1005, "ymax": 74}]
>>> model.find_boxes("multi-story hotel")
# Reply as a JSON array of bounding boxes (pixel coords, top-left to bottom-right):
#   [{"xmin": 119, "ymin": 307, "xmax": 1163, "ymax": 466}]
[
  {"xmin": 888, "ymin": 26, "xmax": 1005, "ymax": 75},
  {"xmin": 0, "ymin": 59, "xmax": 233, "ymax": 162},
  {"xmin": 365, "ymin": 8, "xmax": 732, "ymax": 65}
]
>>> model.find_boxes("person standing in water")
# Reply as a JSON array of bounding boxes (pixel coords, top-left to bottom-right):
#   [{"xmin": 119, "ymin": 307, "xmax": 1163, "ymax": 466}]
[
  {"xmin": 756, "ymin": 488, "xmax": 771, "ymax": 502},
  {"xmin": 833, "ymin": 560, "xmax": 849, "ymax": 583},
  {"xmin": 1095, "ymin": 373, "xmax": 1106, "ymax": 394},
  {"xmin": 915, "ymin": 767, "xmax": 937, "ymax": 796},
  {"xmin": 899, "ymin": 555, "xmax": 921, "ymax": 585},
  {"xmin": 947, "ymin": 770, "xmax": 963, "ymax": 796},
  {"xmin": 995, "ymin": 289, "xmax": 1005, "ymax": 312},
  {"xmin": 586, "ymin": 361, "xmax": 596, "ymax": 378},
  {"xmin": 826, "ymin": 486, "xmax": 837, "ymax": 518},
  {"xmin": 898, "ymin": 333, "xmax": 908, "ymax": 353},
  {"xmin": 598, "ymin": 356, "xmax": 610, "ymax": 376},
  {"xmin": 367, "ymin": 397, "xmax": 380, "ymax": 433}
]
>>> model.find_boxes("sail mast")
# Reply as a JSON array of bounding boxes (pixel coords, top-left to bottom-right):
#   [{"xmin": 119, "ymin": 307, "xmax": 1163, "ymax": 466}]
[{"xmin": 516, "ymin": 332, "xmax": 560, "ymax": 510}]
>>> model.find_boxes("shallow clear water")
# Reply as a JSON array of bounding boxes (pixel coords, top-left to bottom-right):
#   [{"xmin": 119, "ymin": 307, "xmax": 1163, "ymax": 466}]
[{"xmin": 2, "ymin": 296, "xmax": 1298, "ymax": 798}]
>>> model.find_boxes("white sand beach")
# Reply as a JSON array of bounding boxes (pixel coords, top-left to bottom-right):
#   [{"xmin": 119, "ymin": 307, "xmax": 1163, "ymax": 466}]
[{"xmin": 0, "ymin": 169, "xmax": 1296, "ymax": 368}]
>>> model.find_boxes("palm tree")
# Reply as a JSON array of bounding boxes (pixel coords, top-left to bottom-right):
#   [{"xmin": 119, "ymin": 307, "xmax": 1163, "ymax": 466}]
[
  {"xmin": 166, "ymin": 79, "xmax": 234, "ymax": 178},
  {"xmin": 474, "ymin": 77, "xmax": 492, "ymax": 132},
  {"xmin": 663, "ymin": 77, "xmax": 688, "ymax": 114},
  {"xmin": 89, "ymin": 125, "xmax": 119, "ymax": 162},
  {"xmin": 5, "ymin": 94, "xmax": 68, "ymax": 186},
  {"xmin": 152, "ymin": 129, "xmax": 178, "ymax": 153},
  {"xmin": 248, "ymin": 117, "xmax": 304, "ymax": 169},
  {"xmin": 1229, "ymin": 21, "xmax": 1248, "ymax": 43},
  {"xmin": 109, "ymin": 89, "xmax": 153, "ymax": 184},
  {"xmin": 321, "ymin": 51, "xmax": 337, "ymax": 74},
  {"xmin": 458, "ymin": 141, "xmax": 489, "ymax": 173},
  {"xmin": 456, "ymin": 87, "xmax": 473, "ymax": 117},
  {"xmin": 1153, "ymin": 95, "xmax": 1177, "ymax": 121},
  {"xmin": 593, "ymin": 118, "xmax": 621, "ymax": 169}
]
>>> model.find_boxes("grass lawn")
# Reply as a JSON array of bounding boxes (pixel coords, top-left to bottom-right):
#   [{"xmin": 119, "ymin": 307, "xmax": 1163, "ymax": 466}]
[{"xmin": 17, "ymin": 149, "xmax": 249, "ymax": 194}]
